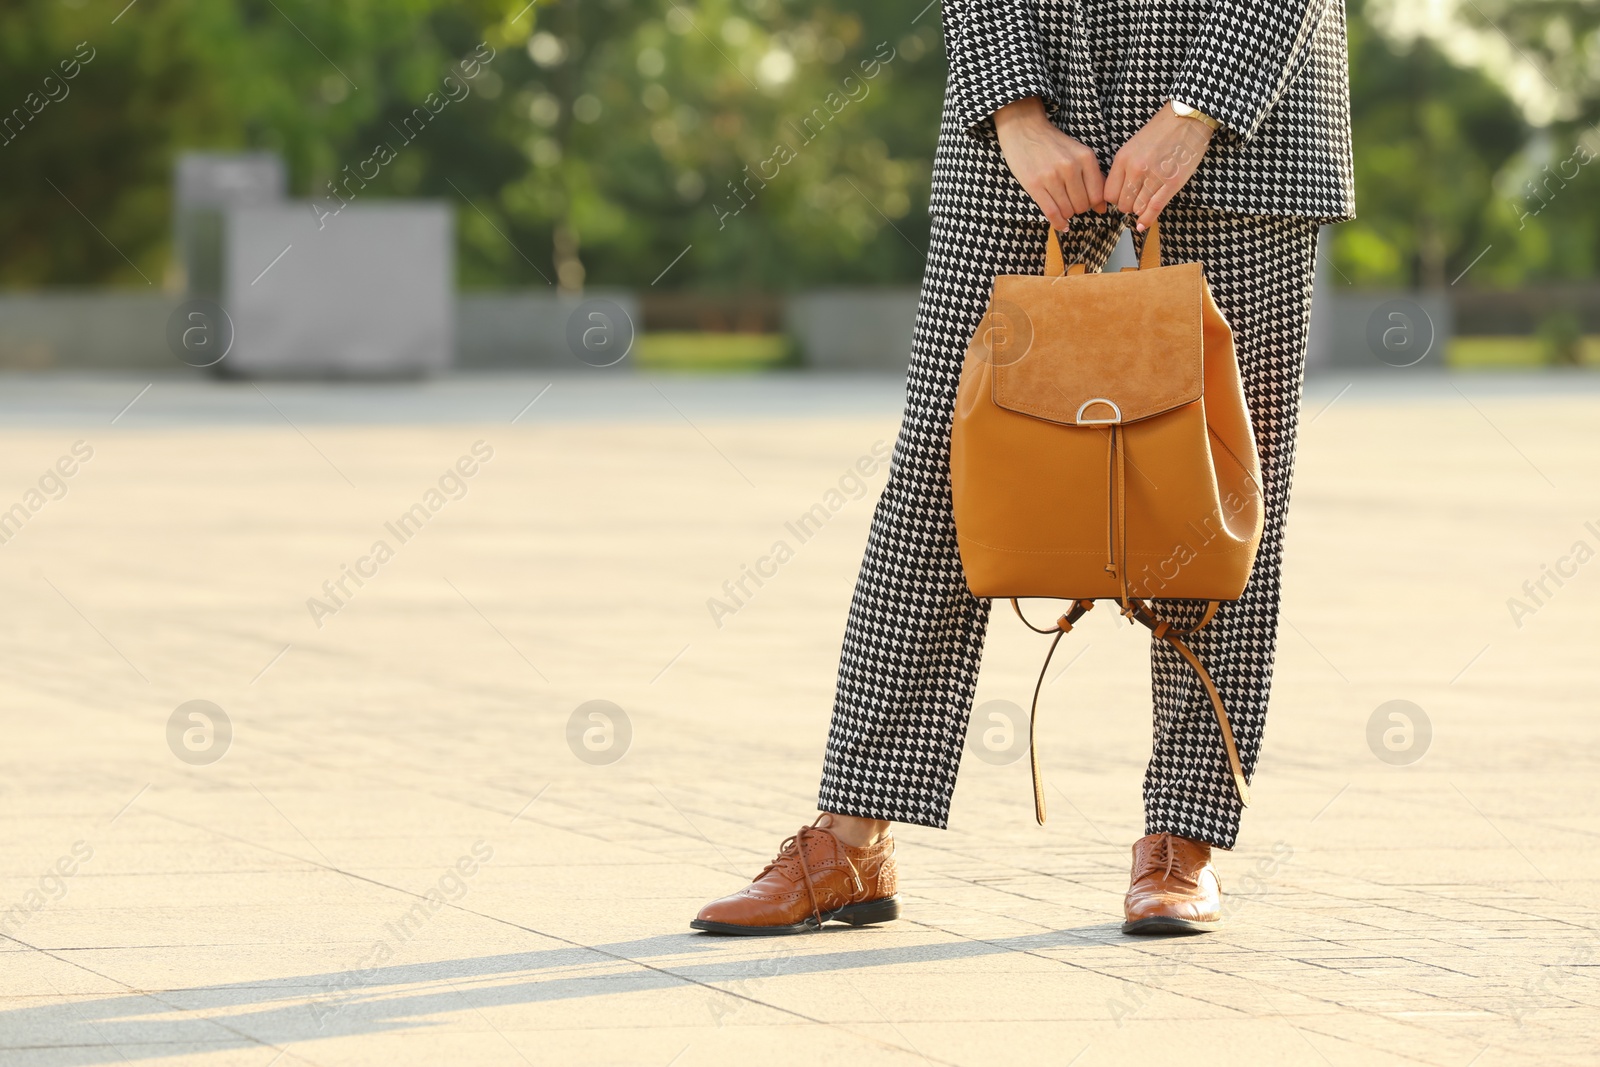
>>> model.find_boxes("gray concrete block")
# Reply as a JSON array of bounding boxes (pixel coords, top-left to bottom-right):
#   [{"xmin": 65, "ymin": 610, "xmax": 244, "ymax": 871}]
[
  {"xmin": 173, "ymin": 152, "xmax": 288, "ymax": 300},
  {"xmin": 1307, "ymin": 232, "xmax": 1450, "ymax": 375},
  {"xmin": 222, "ymin": 202, "xmax": 453, "ymax": 378},
  {"xmin": 786, "ymin": 288, "xmax": 919, "ymax": 373},
  {"xmin": 0, "ymin": 292, "xmax": 179, "ymax": 371},
  {"xmin": 457, "ymin": 290, "xmax": 640, "ymax": 371},
  {"xmin": 1309, "ymin": 289, "xmax": 1452, "ymax": 374}
]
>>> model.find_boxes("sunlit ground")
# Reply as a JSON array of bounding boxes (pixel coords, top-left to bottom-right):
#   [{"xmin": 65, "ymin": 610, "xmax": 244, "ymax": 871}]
[{"xmin": 2, "ymin": 370, "xmax": 1597, "ymax": 1066}]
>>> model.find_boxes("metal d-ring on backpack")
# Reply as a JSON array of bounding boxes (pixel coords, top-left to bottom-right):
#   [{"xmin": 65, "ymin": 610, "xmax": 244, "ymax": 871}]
[{"xmin": 949, "ymin": 220, "xmax": 1261, "ymax": 825}]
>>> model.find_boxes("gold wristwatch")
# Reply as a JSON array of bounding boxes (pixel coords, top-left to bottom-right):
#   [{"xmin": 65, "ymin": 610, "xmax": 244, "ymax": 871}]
[{"xmin": 1169, "ymin": 99, "xmax": 1221, "ymax": 131}]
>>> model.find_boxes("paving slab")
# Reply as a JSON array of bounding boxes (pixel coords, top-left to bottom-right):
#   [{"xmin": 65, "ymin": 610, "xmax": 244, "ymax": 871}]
[{"xmin": 1, "ymin": 371, "xmax": 1597, "ymax": 1066}]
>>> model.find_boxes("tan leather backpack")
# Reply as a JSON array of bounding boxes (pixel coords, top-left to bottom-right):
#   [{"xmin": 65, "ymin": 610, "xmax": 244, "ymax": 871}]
[{"xmin": 950, "ymin": 221, "xmax": 1260, "ymax": 823}]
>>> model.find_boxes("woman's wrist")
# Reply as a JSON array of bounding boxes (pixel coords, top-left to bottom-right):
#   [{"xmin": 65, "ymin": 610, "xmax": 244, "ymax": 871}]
[
  {"xmin": 1166, "ymin": 99, "xmax": 1221, "ymax": 134},
  {"xmin": 993, "ymin": 96, "xmax": 1051, "ymax": 136}
]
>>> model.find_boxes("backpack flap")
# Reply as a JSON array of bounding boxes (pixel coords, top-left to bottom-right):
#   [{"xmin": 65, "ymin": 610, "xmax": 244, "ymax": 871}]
[{"xmin": 989, "ymin": 262, "xmax": 1205, "ymax": 426}]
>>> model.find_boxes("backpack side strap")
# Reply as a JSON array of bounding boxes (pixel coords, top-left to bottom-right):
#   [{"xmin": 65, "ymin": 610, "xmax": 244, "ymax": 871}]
[{"xmin": 1015, "ymin": 597, "xmax": 1249, "ymax": 828}]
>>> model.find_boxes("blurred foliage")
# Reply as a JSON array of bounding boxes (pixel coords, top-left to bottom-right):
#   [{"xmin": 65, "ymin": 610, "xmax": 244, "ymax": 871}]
[
  {"xmin": 1536, "ymin": 309, "xmax": 1584, "ymax": 364},
  {"xmin": 0, "ymin": 0, "xmax": 514, "ymax": 286},
  {"xmin": 1474, "ymin": 0, "xmax": 1600, "ymax": 128},
  {"xmin": 636, "ymin": 330, "xmax": 796, "ymax": 371},
  {"xmin": 1448, "ymin": 333, "xmax": 1600, "ymax": 368},
  {"xmin": 489, "ymin": 0, "xmax": 943, "ymax": 291},
  {"xmin": 1336, "ymin": 0, "xmax": 1600, "ymax": 287},
  {"xmin": 0, "ymin": 0, "xmax": 1595, "ymax": 292}
]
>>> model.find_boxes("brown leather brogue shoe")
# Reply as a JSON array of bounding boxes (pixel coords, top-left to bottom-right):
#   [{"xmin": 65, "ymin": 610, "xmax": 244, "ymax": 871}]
[
  {"xmin": 690, "ymin": 817, "xmax": 900, "ymax": 935},
  {"xmin": 1122, "ymin": 832, "xmax": 1222, "ymax": 935}
]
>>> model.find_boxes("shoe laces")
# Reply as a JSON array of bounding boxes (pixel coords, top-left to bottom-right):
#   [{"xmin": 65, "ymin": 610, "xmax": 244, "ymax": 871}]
[
  {"xmin": 755, "ymin": 818, "xmax": 865, "ymax": 927},
  {"xmin": 1134, "ymin": 833, "xmax": 1191, "ymax": 886}
]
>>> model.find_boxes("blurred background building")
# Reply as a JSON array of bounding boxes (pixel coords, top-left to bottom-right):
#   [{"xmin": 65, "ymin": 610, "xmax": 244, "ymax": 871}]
[{"xmin": 0, "ymin": 0, "xmax": 1595, "ymax": 375}]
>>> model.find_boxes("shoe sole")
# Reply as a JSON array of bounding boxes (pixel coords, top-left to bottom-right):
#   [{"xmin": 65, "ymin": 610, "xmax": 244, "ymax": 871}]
[
  {"xmin": 1121, "ymin": 915, "xmax": 1220, "ymax": 936},
  {"xmin": 690, "ymin": 896, "xmax": 901, "ymax": 936}
]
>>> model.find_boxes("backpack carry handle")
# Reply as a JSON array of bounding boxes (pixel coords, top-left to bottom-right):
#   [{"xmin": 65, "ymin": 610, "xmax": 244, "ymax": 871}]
[{"xmin": 1043, "ymin": 218, "xmax": 1163, "ymax": 278}]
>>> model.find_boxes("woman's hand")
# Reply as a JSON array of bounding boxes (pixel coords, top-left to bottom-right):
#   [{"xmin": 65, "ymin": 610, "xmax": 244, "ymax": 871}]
[
  {"xmin": 1104, "ymin": 103, "xmax": 1215, "ymax": 231},
  {"xmin": 994, "ymin": 97, "xmax": 1105, "ymax": 230}
]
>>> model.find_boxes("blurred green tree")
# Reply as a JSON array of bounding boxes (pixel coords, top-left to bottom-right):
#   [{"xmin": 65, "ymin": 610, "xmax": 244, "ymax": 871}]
[
  {"xmin": 1334, "ymin": 0, "xmax": 1599, "ymax": 287},
  {"xmin": 452, "ymin": 0, "xmax": 946, "ymax": 291},
  {"xmin": 1475, "ymin": 0, "xmax": 1600, "ymax": 284},
  {"xmin": 1, "ymin": 0, "xmax": 1595, "ymax": 292},
  {"xmin": 0, "ymin": 0, "xmax": 945, "ymax": 292},
  {"xmin": 0, "ymin": 0, "xmax": 524, "ymax": 288}
]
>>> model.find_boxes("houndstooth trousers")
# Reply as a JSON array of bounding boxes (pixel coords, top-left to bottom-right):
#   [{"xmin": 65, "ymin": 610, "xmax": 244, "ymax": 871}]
[{"xmin": 817, "ymin": 206, "xmax": 1321, "ymax": 850}]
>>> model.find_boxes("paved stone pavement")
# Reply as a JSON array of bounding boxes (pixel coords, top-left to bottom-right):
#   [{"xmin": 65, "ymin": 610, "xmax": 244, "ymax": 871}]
[{"xmin": 2, "ymin": 371, "xmax": 1597, "ymax": 1066}]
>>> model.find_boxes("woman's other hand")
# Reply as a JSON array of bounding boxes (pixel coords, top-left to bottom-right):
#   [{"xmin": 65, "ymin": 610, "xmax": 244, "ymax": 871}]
[
  {"xmin": 994, "ymin": 97, "xmax": 1106, "ymax": 230},
  {"xmin": 1105, "ymin": 102, "xmax": 1215, "ymax": 231}
]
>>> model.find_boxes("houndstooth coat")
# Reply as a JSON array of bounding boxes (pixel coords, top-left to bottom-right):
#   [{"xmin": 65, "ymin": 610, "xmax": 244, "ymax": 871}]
[{"xmin": 931, "ymin": 0, "xmax": 1356, "ymax": 221}]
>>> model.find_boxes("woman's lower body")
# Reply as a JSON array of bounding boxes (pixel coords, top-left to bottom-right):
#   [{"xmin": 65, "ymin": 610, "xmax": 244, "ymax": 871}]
[{"xmin": 817, "ymin": 205, "xmax": 1323, "ymax": 851}]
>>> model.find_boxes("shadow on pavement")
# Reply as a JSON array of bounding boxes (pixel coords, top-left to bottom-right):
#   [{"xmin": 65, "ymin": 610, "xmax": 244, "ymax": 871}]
[{"xmin": 3, "ymin": 925, "xmax": 1121, "ymax": 1063}]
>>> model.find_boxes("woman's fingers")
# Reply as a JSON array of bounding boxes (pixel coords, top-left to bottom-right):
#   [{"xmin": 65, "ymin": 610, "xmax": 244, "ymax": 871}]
[
  {"xmin": 1108, "ymin": 145, "xmax": 1186, "ymax": 228},
  {"xmin": 1102, "ymin": 104, "xmax": 1215, "ymax": 230},
  {"xmin": 1103, "ymin": 157, "xmax": 1125, "ymax": 210},
  {"xmin": 1057, "ymin": 163, "xmax": 1092, "ymax": 217},
  {"xmin": 1138, "ymin": 182, "xmax": 1179, "ymax": 228},
  {"xmin": 1130, "ymin": 172, "xmax": 1158, "ymax": 217},
  {"xmin": 1065, "ymin": 158, "xmax": 1106, "ymax": 216},
  {"xmin": 1030, "ymin": 177, "xmax": 1073, "ymax": 230},
  {"xmin": 1108, "ymin": 148, "xmax": 1141, "ymax": 214},
  {"xmin": 1064, "ymin": 141, "xmax": 1106, "ymax": 214},
  {"xmin": 994, "ymin": 114, "xmax": 1108, "ymax": 226},
  {"xmin": 1081, "ymin": 161, "xmax": 1107, "ymax": 213},
  {"xmin": 1116, "ymin": 166, "xmax": 1146, "ymax": 215},
  {"xmin": 1032, "ymin": 155, "xmax": 1102, "ymax": 224}
]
